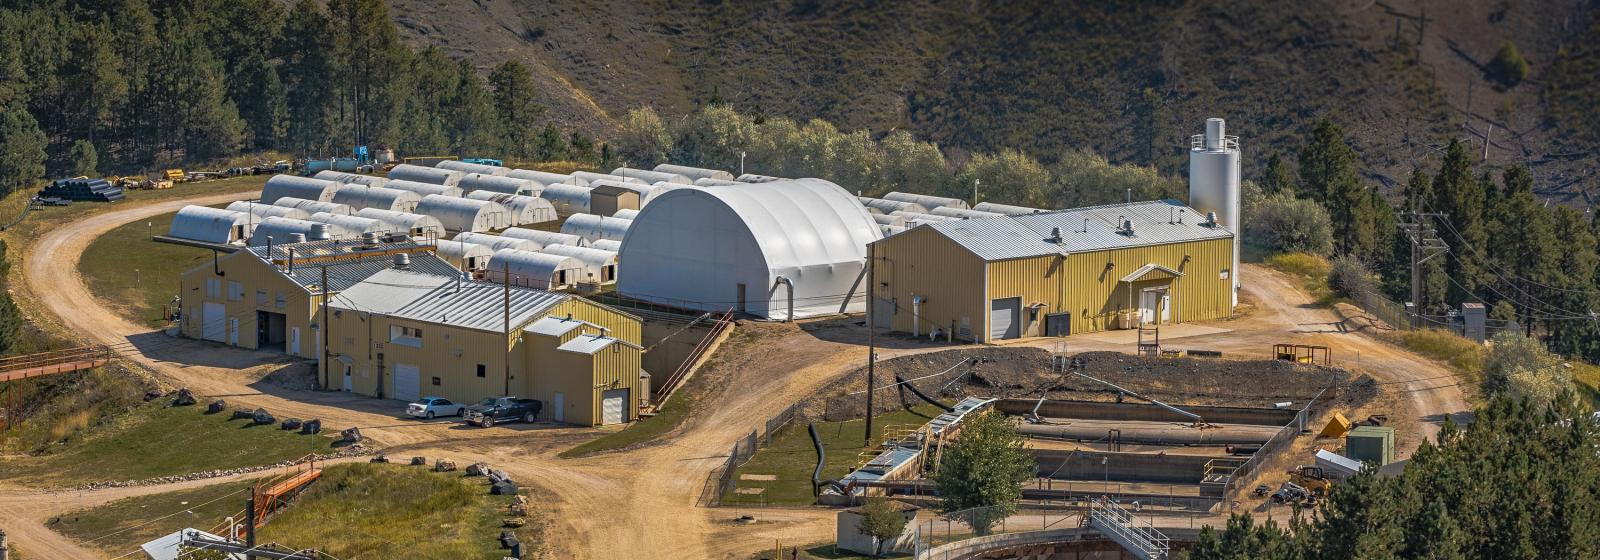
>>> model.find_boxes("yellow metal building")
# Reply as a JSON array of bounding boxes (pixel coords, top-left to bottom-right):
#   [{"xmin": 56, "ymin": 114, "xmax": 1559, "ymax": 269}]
[
  {"xmin": 871, "ymin": 200, "xmax": 1235, "ymax": 342},
  {"xmin": 327, "ymin": 268, "xmax": 644, "ymax": 426}
]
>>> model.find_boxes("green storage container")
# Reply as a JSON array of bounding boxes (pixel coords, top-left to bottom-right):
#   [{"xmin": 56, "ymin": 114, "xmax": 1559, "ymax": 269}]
[{"xmin": 1346, "ymin": 426, "xmax": 1396, "ymax": 465}]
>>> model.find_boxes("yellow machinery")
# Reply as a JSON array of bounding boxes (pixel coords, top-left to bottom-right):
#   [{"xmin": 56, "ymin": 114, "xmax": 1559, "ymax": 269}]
[
  {"xmin": 164, "ymin": 169, "xmax": 186, "ymax": 183},
  {"xmin": 1287, "ymin": 465, "xmax": 1332, "ymax": 495}
]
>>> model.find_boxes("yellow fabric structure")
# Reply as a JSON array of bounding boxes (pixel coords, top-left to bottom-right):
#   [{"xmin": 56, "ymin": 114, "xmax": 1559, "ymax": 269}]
[{"xmin": 1320, "ymin": 412, "xmax": 1353, "ymax": 438}]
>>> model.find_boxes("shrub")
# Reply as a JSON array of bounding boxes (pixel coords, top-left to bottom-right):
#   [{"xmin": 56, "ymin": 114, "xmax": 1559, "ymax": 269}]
[
  {"xmin": 1483, "ymin": 331, "xmax": 1569, "ymax": 401},
  {"xmin": 1327, "ymin": 254, "xmax": 1376, "ymax": 298},
  {"xmin": 1245, "ymin": 193, "xmax": 1334, "ymax": 255},
  {"xmin": 1490, "ymin": 41, "xmax": 1530, "ymax": 87}
]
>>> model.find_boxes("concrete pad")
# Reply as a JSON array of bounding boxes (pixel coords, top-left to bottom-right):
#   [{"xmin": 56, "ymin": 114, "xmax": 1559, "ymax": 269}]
[
  {"xmin": 1066, "ymin": 324, "xmax": 1233, "ymax": 345},
  {"xmin": 734, "ymin": 487, "xmax": 766, "ymax": 495},
  {"xmin": 739, "ymin": 474, "xmax": 777, "ymax": 481}
]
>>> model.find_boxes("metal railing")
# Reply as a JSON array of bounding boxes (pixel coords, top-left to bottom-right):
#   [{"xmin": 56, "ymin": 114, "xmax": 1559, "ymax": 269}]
[
  {"xmin": 912, "ymin": 504, "xmax": 1087, "ymax": 559},
  {"xmin": 763, "ymin": 403, "xmax": 798, "ymax": 447},
  {"xmin": 1220, "ymin": 378, "xmax": 1336, "ymax": 499},
  {"xmin": 1088, "ymin": 498, "xmax": 1169, "ymax": 559},
  {"xmin": 0, "ymin": 345, "xmax": 113, "ymax": 381},
  {"xmin": 649, "ymin": 308, "xmax": 735, "ymax": 408}
]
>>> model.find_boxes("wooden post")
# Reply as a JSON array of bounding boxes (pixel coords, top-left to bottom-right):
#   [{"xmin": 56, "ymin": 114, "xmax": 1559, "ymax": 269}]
[{"xmin": 245, "ymin": 490, "xmax": 257, "ymax": 560}]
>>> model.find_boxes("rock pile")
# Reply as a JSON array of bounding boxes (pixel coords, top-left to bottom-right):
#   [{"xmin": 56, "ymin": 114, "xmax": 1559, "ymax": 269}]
[
  {"xmin": 466, "ymin": 462, "xmax": 490, "ymax": 476},
  {"xmin": 434, "ymin": 458, "xmax": 457, "ymax": 472},
  {"xmin": 340, "ymin": 426, "xmax": 360, "ymax": 443},
  {"xmin": 173, "ymin": 388, "xmax": 197, "ymax": 406},
  {"xmin": 281, "ymin": 418, "xmax": 302, "ymax": 431},
  {"xmin": 301, "ymin": 419, "xmax": 321, "ymax": 435},
  {"xmin": 251, "ymin": 408, "xmax": 275, "ymax": 425},
  {"xmin": 73, "ymin": 445, "xmax": 373, "ymax": 491}
]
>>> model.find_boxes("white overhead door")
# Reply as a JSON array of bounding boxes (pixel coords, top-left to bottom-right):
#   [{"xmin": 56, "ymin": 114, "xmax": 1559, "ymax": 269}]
[
  {"xmin": 601, "ymin": 389, "xmax": 629, "ymax": 425},
  {"xmin": 202, "ymin": 302, "xmax": 226, "ymax": 342},
  {"xmin": 392, "ymin": 363, "xmax": 420, "ymax": 402},
  {"xmin": 990, "ymin": 297, "xmax": 1020, "ymax": 341}
]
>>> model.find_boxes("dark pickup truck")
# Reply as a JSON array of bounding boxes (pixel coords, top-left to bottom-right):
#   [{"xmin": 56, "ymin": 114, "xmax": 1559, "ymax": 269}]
[{"xmin": 463, "ymin": 396, "xmax": 542, "ymax": 427}]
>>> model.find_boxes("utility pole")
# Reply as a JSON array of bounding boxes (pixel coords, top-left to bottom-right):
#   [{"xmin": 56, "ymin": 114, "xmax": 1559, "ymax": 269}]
[
  {"xmin": 972, "ymin": 179, "xmax": 980, "ymax": 207},
  {"xmin": 865, "ymin": 242, "xmax": 875, "ymax": 447},
  {"xmin": 321, "ymin": 265, "xmax": 330, "ymax": 390},
  {"xmin": 245, "ymin": 490, "xmax": 257, "ymax": 560},
  {"xmin": 504, "ymin": 261, "xmax": 512, "ymax": 396},
  {"xmin": 1397, "ymin": 211, "xmax": 1449, "ymax": 329}
]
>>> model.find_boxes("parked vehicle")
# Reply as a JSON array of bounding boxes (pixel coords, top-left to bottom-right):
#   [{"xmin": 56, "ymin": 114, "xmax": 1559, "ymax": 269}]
[
  {"xmin": 407, "ymin": 397, "xmax": 465, "ymax": 419},
  {"xmin": 463, "ymin": 396, "xmax": 542, "ymax": 427}
]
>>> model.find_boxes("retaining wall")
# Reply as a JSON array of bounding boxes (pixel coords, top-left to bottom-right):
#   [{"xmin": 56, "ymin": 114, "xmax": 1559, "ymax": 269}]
[
  {"xmin": 996, "ymin": 399, "xmax": 1298, "ymax": 426},
  {"xmin": 1034, "ymin": 450, "xmax": 1215, "ymax": 484}
]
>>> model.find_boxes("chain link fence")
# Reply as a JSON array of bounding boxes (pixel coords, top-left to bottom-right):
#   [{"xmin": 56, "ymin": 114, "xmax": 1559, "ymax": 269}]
[
  {"xmin": 1221, "ymin": 376, "xmax": 1337, "ymax": 499},
  {"xmin": 700, "ymin": 403, "xmax": 805, "ymax": 507},
  {"xmin": 1351, "ymin": 290, "xmax": 1519, "ymax": 340}
]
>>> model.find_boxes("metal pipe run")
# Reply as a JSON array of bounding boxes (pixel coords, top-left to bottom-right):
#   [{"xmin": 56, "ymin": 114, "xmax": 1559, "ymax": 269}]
[
  {"xmin": 896, "ymin": 375, "xmax": 954, "ymax": 412},
  {"xmin": 774, "ymin": 276, "xmax": 795, "ymax": 322},
  {"xmin": 1070, "ymin": 371, "xmax": 1206, "ymax": 426}
]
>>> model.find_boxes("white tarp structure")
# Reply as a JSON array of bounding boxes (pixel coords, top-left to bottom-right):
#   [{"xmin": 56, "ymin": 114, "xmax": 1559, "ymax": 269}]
[
  {"xmin": 611, "ymin": 167, "xmax": 692, "ymax": 185},
  {"xmin": 416, "ymin": 194, "xmax": 509, "ymax": 232},
  {"xmin": 436, "ymin": 160, "xmax": 509, "ymax": 176},
  {"xmin": 572, "ymin": 171, "xmax": 645, "ymax": 185},
  {"xmin": 453, "ymin": 232, "xmax": 541, "ymax": 252},
  {"xmin": 499, "ymin": 227, "xmax": 586, "ymax": 249},
  {"xmin": 355, "ymin": 208, "xmax": 444, "ymax": 236},
  {"xmin": 883, "ymin": 191, "xmax": 970, "ymax": 210},
  {"xmin": 736, "ymin": 173, "xmax": 786, "ymax": 183},
  {"xmin": 540, "ymin": 244, "xmax": 618, "ymax": 283},
  {"xmin": 870, "ymin": 214, "xmax": 908, "ymax": 227},
  {"xmin": 617, "ymin": 179, "xmax": 881, "ymax": 320},
  {"xmin": 384, "ymin": 179, "xmax": 464, "ymax": 198},
  {"xmin": 611, "ymin": 209, "xmax": 640, "ymax": 220},
  {"xmin": 653, "ymin": 163, "xmax": 734, "ymax": 181},
  {"xmin": 590, "ymin": 239, "xmax": 622, "ymax": 251},
  {"xmin": 459, "ymin": 173, "xmax": 540, "ymax": 197},
  {"xmin": 434, "ymin": 239, "xmax": 494, "ymax": 271},
  {"xmin": 274, "ymin": 196, "xmax": 353, "ymax": 216},
  {"xmin": 973, "ymin": 201, "xmax": 1050, "ymax": 215},
  {"xmin": 387, "ymin": 163, "xmax": 464, "ymax": 186},
  {"xmin": 484, "ymin": 249, "xmax": 585, "ymax": 289},
  {"xmin": 308, "ymin": 212, "xmax": 394, "ymax": 235},
  {"xmin": 261, "ymin": 175, "xmax": 340, "ymax": 204},
  {"xmin": 330, "ymin": 185, "xmax": 422, "ymax": 212},
  {"xmin": 314, "ymin": 170, "xmax": 389, "ymax": 188},
  {"xmin": 464, "ymin": 191, "xmax": 556, "ymax": 225},
  {"xmin": 169, "ymin": 206, "xmax": 255, "ymax": 243},
  {"xmin": 694, "ymin": 178, "xmax": 744, "ymax": 187},
  {"xmin": 589, "ymin": 179, "xmax": 673, "ymax": 206},
  {"xmin": 859, "ymin": 197, "xmax": 929, "ymax": 215},
  {"xmin": 561, "ymin": 213, "xmax": 633, "ymax": 244},
  {"xmin": 225, "ymin": 201, "xmax": 310, "ymax": 221},
  {"xmin": 930, "ymin": 206, "xmax": 1005, "ymax": 219},
  {"xmin": 541, "ymin": 184, "xmax": 593, "ymax": 215},
  {"xmin": 507, "ymin": 169, "xmax": 586, "ymax": 186},
  {"xmin": 249, "ymin": 217, "xmax": 353, "ymax": 246}
]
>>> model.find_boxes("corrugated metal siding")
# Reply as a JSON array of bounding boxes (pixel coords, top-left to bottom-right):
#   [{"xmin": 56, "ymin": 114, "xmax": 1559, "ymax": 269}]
[
  {"xmin": 180, "ymin": 251, "xmax": 319, "ymax": 355},
  {"xmin": 986, "ymin": 238, "xmax": 1233, "ymax": 333},
  {"xmin": 926, "ymin": 200, "xmax": 1233, "ymax": 261},
  {"xmin": 873, "ymin": 227, "xmax": 985, "ymax": 341}
]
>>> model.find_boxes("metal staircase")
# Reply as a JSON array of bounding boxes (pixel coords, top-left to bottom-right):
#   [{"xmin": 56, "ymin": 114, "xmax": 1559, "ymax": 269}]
[{"xmin": 1088, "ymin": 499, "xmax": 1170, "ymax": 560}]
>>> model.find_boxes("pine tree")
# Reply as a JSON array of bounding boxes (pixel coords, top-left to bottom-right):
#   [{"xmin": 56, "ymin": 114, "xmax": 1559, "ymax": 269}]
[
  {"xmin": 1297, "ymin": 118, "xmax": 1370, "ymax": 256},
  {"xmin": 1551, "ymin": 206, "xmax": 1600, "ymax": 361},
  {"xmin": 535, "ymin": 123, "xmax": 564, "ymax": 162},
  {"xmin": 1259, "ymin": 151, "xmax": 1296, "ymax": 195},
  {"xmin": 70, "ymin": 139, "xmax": 97, "ymax": 176},
  {"xmin": 568, "ymin": 130, "xmax": 596, "ymax": 165},
  {"xmin": 488, "ymin": 60, "xmax": 543, "ymax": 158},
  {"xmin": 59, "ymin": 23, "xmax": 127, "ymax": 148},
  {"xmin": 278, "ymin": 0, "xmax": 337, "ymax": 156},
  {"xmin": 1497, "ymin": 165, "xmax": 1558, "ymax": 334},
  {"xmin": 1431, "ymin": 139, "xmax": 1487, "ymax": 306},
  {"xmin": 0, "ymin": 100, "xmax": 48, "ymax": 196},
  {"xmin": 448, "ymin": 59, "xmax": 499, "ymax": 156},
  {"xmin": 1130, "ymin": 87, "xmax": 1172, "ymax": 170}
]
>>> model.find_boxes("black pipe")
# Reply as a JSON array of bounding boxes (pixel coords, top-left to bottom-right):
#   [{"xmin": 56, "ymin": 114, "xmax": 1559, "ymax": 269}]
[
  {"xmin": 809, "ymin": 422, "xmax": 826, "ymax": 496},
  {"xmin": 897, "ymin": 375, "xmax": 954, "ymax": 412}
]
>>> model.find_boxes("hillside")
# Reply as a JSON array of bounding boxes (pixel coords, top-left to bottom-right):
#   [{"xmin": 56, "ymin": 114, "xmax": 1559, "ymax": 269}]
[{"xmin": 388, "ymin": 0, "xmax": 1600, "ymax": 204}]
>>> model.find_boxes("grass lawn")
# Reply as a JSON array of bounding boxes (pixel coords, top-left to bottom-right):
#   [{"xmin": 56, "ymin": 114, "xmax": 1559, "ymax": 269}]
[
  {"xmin": 56, "ymin": 462, "xmax": 529, "ymax": 560},
  {"xmin": 0, "ymin": 399, "xmax": 336, "ymax": 487},
  {"xmin": 728, "ymin": 404, "xmax": 948, "ymax": 506},
  {"xmin": 53, "ymin": 478, "xmax": 262, "ymax": 558},
  {"xmin": 752, "ymin": 542, "xmax": 910, "ymax": 559},
  {"xmin": 79, "ymin": 204, "xmax": 224, "ymax": 328},
  {"xmin": 559, "ymin": 385, "xmax": 698, "ymax": 457},
  {"xmin": 1262, "ymin": 252, "xmax": 1342, "ymax": 306}
]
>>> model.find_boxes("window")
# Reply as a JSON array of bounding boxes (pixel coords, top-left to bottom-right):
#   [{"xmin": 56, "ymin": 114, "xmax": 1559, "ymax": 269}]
[
  {"xmin": 276, "ymin": 292, "xmax": 286, "ymax": 309},
  {"xmin": 476, "ymin": 364, "xmax": 486, "ymax": 378},
  {"xmin": 227, "ymin": 281, "xmax": 244, "ymax": 302},
  {"xmin": 435, "ymin": 399, "xmax": 451, "ymax": 406},
  {"xmin": 431, "ymin": 376, "xmax": 441, "ymax": 386},
  {"xmin": 205, "ymin": 278, "xmax": 221, "ymax": 298},
  {"xmin": 257, "ymin": 291, "xmax": 268, "ymax": 306},
  {"xmin": 388, "ymin": 325, "xmax": 423, "ymax": 347}
]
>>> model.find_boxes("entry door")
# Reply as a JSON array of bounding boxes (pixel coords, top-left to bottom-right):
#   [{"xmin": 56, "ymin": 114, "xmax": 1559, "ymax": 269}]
[
  {"xmin": 601, "ymin": 389, "xmax": 628, "ymax": 425},
  {"xmin": 228, "ymin": 317, "xmax": 239, "ymax": 346},
  {"xmin": 989, "ymin": 297, "xmax": 1021, "ymax": 340},
  {"xmin": 1161, "ymin": 293, "xmax": 1172, "ymax": 323},
  {"xmin": 290, "ymin": 327, "xmax": 301, "ymax": 356},
  {"xmin": 736, "ymin": 284, "xmax": 747, "ymax": 313},
  {"xmin": 202, "ymin": 302, "xmax": 226, "ymax": 342},
  {"xmin": 872, "ymin": 297, "xmax": 894, "ymax": 329},
  {"xmin": 392, "ymin": 363, "xmax": 420, "ymax": 401},
  {"xmin": 342, "ymin": 363, "xmax": 353, "ymax": 392},
  {"xmin": 1140, "ymin": 291, "xmax": 1158, "ymax": 324},
  {"xmin": 553, "ymin": 393, "xmax": 565, "ymax": 423}
]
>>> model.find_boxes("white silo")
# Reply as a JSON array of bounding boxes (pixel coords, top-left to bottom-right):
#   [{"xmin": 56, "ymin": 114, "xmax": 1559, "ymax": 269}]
[{"xmin": 1189, "ymin": 118, "xmax": 1241, "ymax": 306}]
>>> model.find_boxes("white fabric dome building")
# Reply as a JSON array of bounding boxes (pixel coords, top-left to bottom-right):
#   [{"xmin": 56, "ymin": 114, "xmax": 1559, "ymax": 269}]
[{"xmin": 616, "ymin": 178, "xmax": 881, "ymax": 320}]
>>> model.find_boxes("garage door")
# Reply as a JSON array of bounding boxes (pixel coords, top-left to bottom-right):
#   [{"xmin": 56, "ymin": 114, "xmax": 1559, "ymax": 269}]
[
  {"xmin": 990, "ymin": 297, "xmax": 1020, "ymax": 341},
  {"xmin": 392, "ymin": 363, "xmax": 420, "ymax": 402},
  {"xmin": 202, "ymin": 302, "xmax": 226, "ymax": 342},
  {"xmin": 600, "ymin": 389, "xmax": 629, "ymax": 425}
]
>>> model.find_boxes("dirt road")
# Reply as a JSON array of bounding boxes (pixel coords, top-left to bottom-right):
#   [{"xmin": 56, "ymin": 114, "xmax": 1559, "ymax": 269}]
[{"xmin": 6, "ymin": 189, "xmax": 1471, "ymax": 559}]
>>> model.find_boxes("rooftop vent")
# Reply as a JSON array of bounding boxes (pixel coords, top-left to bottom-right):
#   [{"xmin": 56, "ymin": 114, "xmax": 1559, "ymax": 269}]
[
  {"xmin": 1206, "ymin": 211, "xmax": 1218, "ymax": 226},
  {"xmin": 393, "ymin": 253, "xmax": 410, "ymax": 269},
  {"xmin": 1049, "ymin": 227, "xmax": 1063, "ymax": 243},
  {"xmin": 289, "ymin": 233, "xmax": 307, "ymax": 243},
  {"xmin": 309, "ymin": 223, "xmax": 330, "ymax": 240},
  {"xmin": 1122, "ymin": 219, "xmax": 1135, "ymax": 236}
]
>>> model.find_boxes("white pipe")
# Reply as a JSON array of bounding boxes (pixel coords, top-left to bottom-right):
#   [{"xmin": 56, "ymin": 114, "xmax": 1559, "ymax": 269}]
[
  {"xmin": 774, "ymin": 276, "xmax": 795, "ymax": 322},
  {"xmin": 912, "ymin": 296, "xmax": 924, "ymax": 337}
]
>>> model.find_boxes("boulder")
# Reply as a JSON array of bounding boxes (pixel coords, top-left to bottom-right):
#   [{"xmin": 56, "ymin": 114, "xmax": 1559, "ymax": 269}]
[
  {"xmin": 370, "ymin": 455, "xmax": 390, "ymax": 463},
  {"xmin": 502, "ymin": 518, "xmax": 526, "ymax": 528},
  {"xmin": 512, "ymin": 495, "xmax": 529, "ymax": 506},
  {"xmin": 410, "ymin": 456, "xmax": 428, "ymax": 466},
  {"xmin": 206, "ymin": 400, "xmax": 227, "ymax": 414},
  {"xmin": 434, "ymin": 458, "xmax": 457, "ymax": 472},
  {"xmin": 231, "ymin": 409, "xmax": 254, "ymax": 420},
  {"xmin": 173, "ymin": 388, "xmax": 197, "ymax": 406},
  {"xmin": 465, "ymin": 462, "xmax": 490, "ymax": 476},
  {"xmin": 499, "ymin": 530, "xmax": 518, "ymax": 549},
  {"xmin": 509, "ymin": 502, "xmax": 527, "ymax": 516},
  {"xmin": 490, "ymin": 470, "xmax": 512, "ymax": 484},
  {"xmin": 146, "ymin": 389, "xmax": 165, "ymax": 402},
  {"xmin": 252, "ymin": 408, "xmax": 275, "ymax": 425},
  {"xmin": 491, "ymin": 480, "xmax": 519, "ymax": 495},
  {"xmin": 301, "ymin": 419, "xmax": 321, "ymax": 435},
  {"xmin": 281, "ymin": 418, "xmax": 303, "ymax": 431},
  {"xmin": 340, "ymin": 426, "xmax": 360, "ymax": 443}
]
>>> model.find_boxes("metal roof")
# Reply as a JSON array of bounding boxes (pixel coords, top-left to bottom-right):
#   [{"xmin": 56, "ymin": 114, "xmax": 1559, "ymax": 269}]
[
  {"xmin": 525, "ymin": 315, "xmax": 601, "ymax": 337},
  {"xmin": 331, "ymin": 268, "xmax": 571, "ymax": 332},
  {"xmin": 245, "ymin": 241, "xmax": 460, "ymax": 292},
  {"xmin": 558, "ymin": 333, "xmax": 642, "ymax": 354},
  {"xmin": 910, "ymin": 200, "xmax": 1233, "ymax": 262}
]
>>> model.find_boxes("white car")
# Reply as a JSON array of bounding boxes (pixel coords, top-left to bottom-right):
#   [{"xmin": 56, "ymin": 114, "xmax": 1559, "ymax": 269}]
[{"xmin": 406, "ymin": 397, "xmax": 464, "ymax": 419}]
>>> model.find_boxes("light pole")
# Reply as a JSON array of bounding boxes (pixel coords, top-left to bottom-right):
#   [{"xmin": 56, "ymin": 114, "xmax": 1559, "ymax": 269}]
[
  {"xmin": 973, "ymin": 179, "xmax": 980, "ymax": 207},
  {"xmin": 1102, "ymin": 456, "xmax": 1108, "ymax": 493},
  {"xmin": 740, "ymin": 151, "xmax": 747, "ymax": 177}
]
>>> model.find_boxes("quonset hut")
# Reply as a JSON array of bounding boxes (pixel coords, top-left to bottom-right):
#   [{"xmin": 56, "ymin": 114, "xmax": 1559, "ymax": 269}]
[
  {"xmin": 498, "ymin": 228, "xmax": 586, "ymax": 249},
  {"xmin": 273, "ymin": 197, "xmax": 354, "ymax": 216},
  {"xmin": 355, "ymin": 209, "xmax": 445, "ymax": 237},
  {"xmin": 561, "ymin": 213, "xmax": 633, "ymax": 244},
  {"xmin": 610, "ymin": 167, "xmax": 692, "ymax": 185},
  {"xmin": 653, "ymin": 164, "xmax": 734, "ymax": 182},
  {"xmin": 226, "ymin": 201, "xmax": 310, "ymax": 221},
  {"xmin": 616, "ymin": 179, "xmax": 881, "ymax": 320},
  {"xmin": 452, "ymin": 232, "xmax": 541, "ymax": 252},
  {"xmin": 464, "ymin": 191, "xmax": 557, "ymax": 225},
  {"xmin": 540, "ymin": 244, "xmax": 619, "ymax": 284},
  {"xmin": 433, "ymin": 239, "xmax": 495, "ymax": 272},
  {"xmin": 415, "ymin": 194, "xmax": 509, "ymax": 232},
  {"xmin": 483, "ymin": 249, "xmax": 586, "ymax": 290},
  {"xmin": 541, "ymin": 184, "xmax": 593, "ymax": 216},
  {"xmin": 308, "ymin": 212, "xmax": 394, "ymax": 236},
  {"xmin": 261, "ymin": 175, "xmax": 340, "ymax": 204},
  {"xmin": 169, "ymin": 206, "xmax": 256, "ymax": 244},
  {"xmin": 436, "ymin": 160, "xmax": 508, "ymax": 176},
  {"xmin": 507, "ymin": 169, "xmax": 586, "ymax": 187},
  {"xmin": 330, "ymin": 185, "xmax": 423, "ymax": 213},
  {"xmin": 883, "ymin": 192, "xmax": 970, "ymax": 210},
  {"xmin": 249, "ymin": 218, "xmax": 352, "ymax": 246},
  {"xmin": 459, "ymin": 174, "xmax": 540, "ymax": 197},
  {"xmin": 387, "ymin": 164, "xmax": 464, "ymax": 186},
  {"xmin": 313, "ymin": 171, "xmax": 389, "ymax": 188},
  {"xmin": 384, "ymin": 179, "xmax": 464, "ymax": 199}
]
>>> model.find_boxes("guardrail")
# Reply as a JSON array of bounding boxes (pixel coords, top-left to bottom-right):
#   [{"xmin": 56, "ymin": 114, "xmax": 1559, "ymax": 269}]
[
  {"xmin": 0, "ymin": 345, "xmax": 114, "ymax": 381},
  {"xmin": 650, "ymin": 308, "xmax": 734, "ymax": 408}
]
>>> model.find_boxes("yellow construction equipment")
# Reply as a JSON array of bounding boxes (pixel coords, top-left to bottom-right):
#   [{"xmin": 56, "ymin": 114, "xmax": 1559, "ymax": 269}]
[
  {"xmin": 164, "ymin": 169, "xmax": 186, "ymax": 183},
  {"xmin": 1287, "ymin": 465, "xmax": 1332, "ymax": 495},
  {"xmin": 1319, "ymin": 412, "xmax": 1353, "ymax": 438}
]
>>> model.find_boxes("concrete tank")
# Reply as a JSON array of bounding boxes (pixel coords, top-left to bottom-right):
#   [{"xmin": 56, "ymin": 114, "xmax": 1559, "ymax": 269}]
[{"xmin": 1189, "ymin": 117, "xmax": 1241, "ymax": 306}]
